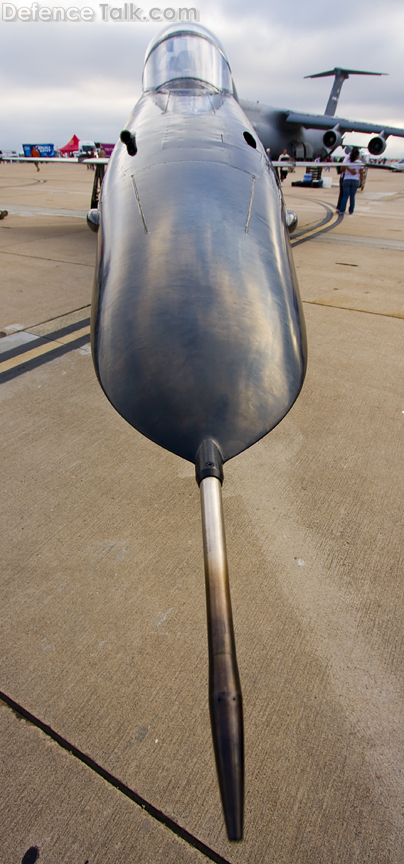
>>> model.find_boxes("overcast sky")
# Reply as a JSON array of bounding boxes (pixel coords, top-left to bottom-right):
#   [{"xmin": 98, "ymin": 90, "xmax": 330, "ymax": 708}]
[{"xmin": 1, "ymin": 0, "xmax": 404, "ymax": 156}]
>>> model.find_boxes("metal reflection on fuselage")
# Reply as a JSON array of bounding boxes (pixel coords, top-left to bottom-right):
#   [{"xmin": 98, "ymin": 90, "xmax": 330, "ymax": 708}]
[{"xmin": 91, "ymin": 24, "xmax": 307, "ymax": 465}]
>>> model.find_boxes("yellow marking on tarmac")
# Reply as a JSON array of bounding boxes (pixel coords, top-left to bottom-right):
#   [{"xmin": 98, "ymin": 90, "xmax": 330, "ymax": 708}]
[
  {"xmin": 292, "ymin": 212, "xmax": 339, "ymax": 244},
  {"xmin": 56, "ymin": 325, "xmax": 90, "ymax": 345},
  {"xmin": 0, "ymin": 325, "xmax": 90, "ymax": 373}
]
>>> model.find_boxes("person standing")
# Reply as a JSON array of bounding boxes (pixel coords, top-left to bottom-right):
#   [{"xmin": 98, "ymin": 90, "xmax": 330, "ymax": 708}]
[
  {"xmin": 278, "ymin": 148, "xmax": 290, "ymax": 185},
  {"xmin": 335, "ymin": 159, "xmax": 345, "ymax": 211},
  {"xmin": 87, "ymin": 148, "xmax": 96, "ymax": 170},
  {"xmin": 338, "ymin": 147, "xmax": 363, "ymax": 215},
  {"xmin": 31, "ymin": 145, "xmax": 40, "ymax": 172}
]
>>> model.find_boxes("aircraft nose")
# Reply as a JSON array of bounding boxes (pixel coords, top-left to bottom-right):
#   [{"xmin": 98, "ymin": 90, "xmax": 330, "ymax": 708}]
[{"xmin": 92, "ymin": 159, "xmax": 306, "ymax": 464}]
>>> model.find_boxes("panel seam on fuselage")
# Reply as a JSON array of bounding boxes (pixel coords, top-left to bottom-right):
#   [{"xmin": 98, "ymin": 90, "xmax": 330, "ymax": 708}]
[
  {"xmin": 131, "ymin": 176, "xmax": 149, "ymax": 233},
  {"xmin": 245, "ymin": 174, "xmax": 256, "ymax": 233}
]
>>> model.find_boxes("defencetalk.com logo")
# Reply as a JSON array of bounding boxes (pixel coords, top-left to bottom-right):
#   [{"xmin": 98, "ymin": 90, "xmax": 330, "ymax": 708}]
[{"xmin": 2, "ymin": 3, "xmax": 200, "ymax": 21}]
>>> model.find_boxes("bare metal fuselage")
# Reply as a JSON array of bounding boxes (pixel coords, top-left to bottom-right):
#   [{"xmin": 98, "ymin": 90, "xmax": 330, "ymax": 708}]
[{"xmin": 92, "ymin": 87, "xmax": 306, "ymax": 464}]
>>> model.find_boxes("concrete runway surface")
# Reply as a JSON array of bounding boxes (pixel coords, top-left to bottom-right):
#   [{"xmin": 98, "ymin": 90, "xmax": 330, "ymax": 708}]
[{"xmin": 0, "ymin": 162, "xmax": 403, "ymax": 864}]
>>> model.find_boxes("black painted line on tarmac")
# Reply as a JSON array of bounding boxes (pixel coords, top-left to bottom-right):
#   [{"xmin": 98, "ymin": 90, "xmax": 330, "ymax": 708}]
[
  {"xmin": 0, "ymin": 179, "xmax": 48, "ymax": 189},
  {"xmin": 292, "ymin": 209, "xmax": 344, "ymax": 247},
  {"xmin": 0, "ymin": 332, "xmax": 90, "ymax": 383},
  {"xmin": 291, "ymin": 199, "xmax": 334, "ymax": 239},
  {"xmin": 0, "ymin": 318, "xmax": 90, "ymax": 363},
  {"xmin": 0, "ymin": 691, "xmax": 233, "ymax": 864},
  {"xmin": 42, "ymin": 316, "xmax": 91, "ymax": 343}
]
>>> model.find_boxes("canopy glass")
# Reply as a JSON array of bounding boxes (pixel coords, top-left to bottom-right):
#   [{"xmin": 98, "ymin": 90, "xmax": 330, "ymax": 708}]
[{"xmin": 143, "ymin": 31, "xmax": 233, "ymax": 93}]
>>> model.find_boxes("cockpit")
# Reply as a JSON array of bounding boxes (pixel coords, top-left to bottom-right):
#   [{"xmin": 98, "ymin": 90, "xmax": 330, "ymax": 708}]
[{"xmin": 143, "ymin": 24, "xmax": 233, "ymax": 93}]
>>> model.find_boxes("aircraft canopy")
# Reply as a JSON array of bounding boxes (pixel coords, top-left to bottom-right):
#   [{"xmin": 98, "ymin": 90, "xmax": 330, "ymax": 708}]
[{"xmin": 143, "ymin": 24, "xmax": 232, "ymax": 93}]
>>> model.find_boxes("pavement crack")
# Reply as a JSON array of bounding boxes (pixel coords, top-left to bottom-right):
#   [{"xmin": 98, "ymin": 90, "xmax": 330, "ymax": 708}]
[
  {"xmin": 302, "ymin": 299, "xmax": 404, "ymax": 320},
  {"xmin": 0, "ymin": 250, "xmax": 94, "ymax": 267},
  {"xmin": 0, "ymin": 690, "xmax": 234, "ymax": 864}
]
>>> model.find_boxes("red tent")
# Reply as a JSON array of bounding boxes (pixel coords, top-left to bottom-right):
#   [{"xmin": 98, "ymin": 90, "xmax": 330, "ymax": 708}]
[{"xmin": 60, "ymin": 134, "xmax": 80, "ymax": 154}]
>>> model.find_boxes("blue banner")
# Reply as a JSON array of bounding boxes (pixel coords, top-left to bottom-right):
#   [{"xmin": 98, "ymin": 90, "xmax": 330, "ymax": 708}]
[{"xmin": 22, "ymin": 144, "xmax": 55, "ymax": 158}]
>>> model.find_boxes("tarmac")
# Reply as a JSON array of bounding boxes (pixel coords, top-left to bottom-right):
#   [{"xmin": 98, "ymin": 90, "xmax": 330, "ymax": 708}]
[{"xmin": 0, "ymin": 161, "xmax": 403, "ymax": 864}]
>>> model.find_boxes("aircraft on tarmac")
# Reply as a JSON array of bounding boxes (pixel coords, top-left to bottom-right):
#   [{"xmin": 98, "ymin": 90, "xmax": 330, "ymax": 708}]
[{"xmin": 241, "ymin": 66, "xmax": 404, "ymax": 160}]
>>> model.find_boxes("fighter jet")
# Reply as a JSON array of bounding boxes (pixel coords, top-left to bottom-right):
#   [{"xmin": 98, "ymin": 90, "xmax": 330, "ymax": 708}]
[{"xmin": 90, "ymin": 22, "xmax": 306, "ymax": 841}]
